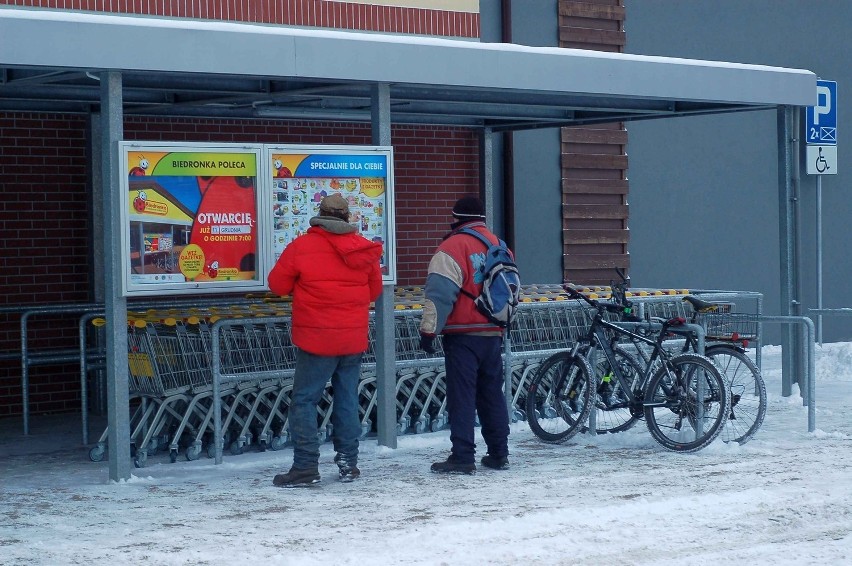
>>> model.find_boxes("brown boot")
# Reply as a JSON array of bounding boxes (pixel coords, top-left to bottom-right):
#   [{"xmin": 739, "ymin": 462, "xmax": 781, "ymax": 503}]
[{"xmin": 272, "ymin": 467, "xmax": 320, "ymax": 488}]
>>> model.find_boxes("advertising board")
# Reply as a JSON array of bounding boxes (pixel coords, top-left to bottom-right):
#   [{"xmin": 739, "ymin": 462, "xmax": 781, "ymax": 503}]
[
  {"xmin": 266, "ymin": 145, "xmax": 396, "ymax": 283},
  {"xmin": 120, "ymin": 143, "xmax": 395, "ymax": 295},
  {"xmin": 120, "ymin": 142, "xmax": 267, "ymax": 295}
]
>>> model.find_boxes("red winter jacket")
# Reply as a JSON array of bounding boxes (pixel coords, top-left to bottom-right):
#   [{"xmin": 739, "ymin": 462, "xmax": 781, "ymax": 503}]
[
  {"xmin": 268, "ymin": 218, "xmax": 383, "ymax": 356},
  {"xmin": 420, "ymin": 220, "xmax": 507, "ymax": 336}
]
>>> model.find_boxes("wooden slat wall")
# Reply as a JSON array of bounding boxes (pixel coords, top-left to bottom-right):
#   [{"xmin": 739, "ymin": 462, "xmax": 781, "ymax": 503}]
[{"xmin": 558, "ymin": 0, "xmax": 628, "ymax": 285}]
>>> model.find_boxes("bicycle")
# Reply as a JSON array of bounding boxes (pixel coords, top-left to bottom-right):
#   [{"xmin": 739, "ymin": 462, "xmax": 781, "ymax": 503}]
[
  {"xmin": 580, "ymin": 271, "xmax": 765, "ymax": 445},
  {"xmin": 583, "ymin": 273, "xmax": 653, "ymax": 436},
  {"xmin": 678, "ymin": 295, "xmax": 766, "ymax": 444},
  {"xmin": 526, "ymin": 284, "xmax": 731, "ymax": 452},
  {"xmin": 586, "ymin": 275, "xmax": 766, "ymax": 445}
]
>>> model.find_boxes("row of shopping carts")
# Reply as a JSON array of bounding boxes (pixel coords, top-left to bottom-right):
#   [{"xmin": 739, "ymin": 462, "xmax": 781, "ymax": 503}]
[{"xmin": 87, "ymin": 285, "xmax": 757, "ymax": 466}]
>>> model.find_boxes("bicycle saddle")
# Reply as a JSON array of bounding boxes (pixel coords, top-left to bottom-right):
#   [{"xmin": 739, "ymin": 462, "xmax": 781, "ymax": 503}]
[{"xmin": 682, "ymin": 295, "xmax": 719, "ymax": 313}]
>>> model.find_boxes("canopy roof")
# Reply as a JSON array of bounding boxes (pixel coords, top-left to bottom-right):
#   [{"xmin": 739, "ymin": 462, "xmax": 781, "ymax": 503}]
[{"xmin": 0, "ymin": 7, "xmax": 816, "ymax": 131}]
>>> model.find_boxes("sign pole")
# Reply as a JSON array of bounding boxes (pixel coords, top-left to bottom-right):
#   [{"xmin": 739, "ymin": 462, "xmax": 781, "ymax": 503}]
[
  {"xmin": 805, "ymin": 79, "xmax": 837, "ymax": 347},
  {"xmin": 816, "ymin": 175, "xmax": 823, "ymax": 345}
]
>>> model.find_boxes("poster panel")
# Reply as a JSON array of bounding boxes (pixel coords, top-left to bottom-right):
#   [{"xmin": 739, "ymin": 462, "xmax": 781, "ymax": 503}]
[
  {"xmin": 265, "ymin": 145, "xmax": 396, "ymax": 283},
  {"xmin": 120, "ymin": 142, "xmax": 267, "ymax": 296}
]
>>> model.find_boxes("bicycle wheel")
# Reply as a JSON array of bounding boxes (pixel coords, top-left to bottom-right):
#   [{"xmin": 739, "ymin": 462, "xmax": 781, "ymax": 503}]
[
  {"xmin": 526, "ymin": 351, "xmax": 594, "ymax": 443},
  {"xmin": 706, "ymin": 345, "xmax": 766, "ymax": 444},
  {"xmin": 643, "ymin": 353, "xmax": 730, "ymax": 452},
  {"xmin": 586, "ymin": 345, "xmax": 644, "ymax": 434}
]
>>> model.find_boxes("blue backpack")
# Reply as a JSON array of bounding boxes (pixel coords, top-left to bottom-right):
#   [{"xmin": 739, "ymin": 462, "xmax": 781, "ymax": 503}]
[{"xmin": 458, "ymin": 228, "xmax": 521, "ymax": 328}]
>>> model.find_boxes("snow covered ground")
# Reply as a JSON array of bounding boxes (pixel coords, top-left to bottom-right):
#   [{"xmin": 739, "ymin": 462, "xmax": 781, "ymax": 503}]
[{"xmin": 1, "ymin": 343, "xmax": 851, "ymax": 565}]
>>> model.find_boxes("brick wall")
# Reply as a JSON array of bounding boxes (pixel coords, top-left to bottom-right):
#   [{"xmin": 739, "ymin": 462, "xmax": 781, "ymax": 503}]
[
  {"xmin": 0, "ymin": 0, "xmax": 480, "ymax": 37},
  {"xmin": 0, "ymin": 113, "xmax": 91, "ymax": 417},
  {"xmin": 0, "ymin": 114, "xmax": 90, "ymax": 306},
  {"xmin": 0, "ymin": 113, "xmax": 478, "ymax": 417}
]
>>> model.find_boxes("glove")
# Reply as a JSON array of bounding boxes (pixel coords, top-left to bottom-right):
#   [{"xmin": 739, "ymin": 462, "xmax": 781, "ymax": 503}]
[{"xmin": 420, "ymin": 333, "xmax": 436, "ymax": 355}]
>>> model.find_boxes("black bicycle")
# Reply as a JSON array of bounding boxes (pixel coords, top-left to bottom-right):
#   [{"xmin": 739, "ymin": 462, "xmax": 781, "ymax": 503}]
[
  {"xmin": 526, "ymin": 284, "xmax": 731, "ymax": 452},
  {"xmin": 593, "ymin": 273, "xmax": 766, "ymax": 444},
  {"xmin": 582, "ymin": 275, "xmax": 765, "ymax": 445}
]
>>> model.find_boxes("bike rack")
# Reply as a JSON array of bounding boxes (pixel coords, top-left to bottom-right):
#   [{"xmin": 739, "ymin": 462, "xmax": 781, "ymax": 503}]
[
  {"xmin": 809, "ymin": 308, "xmax": 852, "ymax": 346},
  {"xmin": 79, "ymin": 312, "xmax": 108, "ymax": 445},
  {"xmin": 756, "ymin": 315, "xmax": 816, "ymax": 432},
  {"xmin": 19, "ymin": 304, "xmax": 104, "ymax": 436}
]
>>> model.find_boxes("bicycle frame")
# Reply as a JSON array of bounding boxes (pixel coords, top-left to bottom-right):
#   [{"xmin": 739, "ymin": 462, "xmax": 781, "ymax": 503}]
[
  {"xmin": 564, "ymin": 283, "xmax": 721, "ymax": 436},
  {"xmin": 574, "ymin": 311, "xmax": 672, "ymax": 411}
]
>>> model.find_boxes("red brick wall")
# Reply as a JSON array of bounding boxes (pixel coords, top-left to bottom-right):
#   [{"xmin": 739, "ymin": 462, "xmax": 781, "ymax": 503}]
[
  {"xmin": 0, "ymin": 0, "xmax": 480, "ymax": 37},
  {"xmin": 0, "ymin": 114, "xmax": 90, "ymax": 306},
  {"xmin": 0, "ymin": 113, "xmax": 479, "ymax": 417},
  {"xmin": 0, "ymin": 113, "xmax": 91, "ymax": 417}
]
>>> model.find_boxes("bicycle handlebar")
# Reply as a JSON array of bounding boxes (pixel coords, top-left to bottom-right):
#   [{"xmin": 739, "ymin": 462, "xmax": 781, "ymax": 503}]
[
  {"xmin": 565, "ymin": 284, "xmax": 687, "ymax": 329},
  {"xmin": 562, "ymin": 285, "xmax": 629, "ymax": 314}
]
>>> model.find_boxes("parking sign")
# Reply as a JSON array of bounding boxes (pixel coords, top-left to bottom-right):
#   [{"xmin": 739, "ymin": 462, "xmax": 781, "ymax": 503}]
[{"xmin": 805, "ymin": 80, "xmax": 837, "ymax": 145}]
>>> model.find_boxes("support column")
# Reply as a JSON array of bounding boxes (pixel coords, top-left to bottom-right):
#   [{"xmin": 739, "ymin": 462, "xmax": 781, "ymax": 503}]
[
  {"xmin": 101, "ymin": 71, "xmax": 132, "ymax": 481},
  {"xmin": 480, "ymin": 127, "xmax": 495, "ymax": 224},
  {"xmin": 371, "ymin": 82, "xmax": 397, "ymax": 449},
  {"xmin": 480, "ymin": 128, "xmax": 513, "ymax": 414},
  {"xmin": 778, "ymin": 105, "xmax": 801, "ymax": 398},
  {"xmin": 89, "ymin": 113, "xmax": 107, "ymax": 417}
]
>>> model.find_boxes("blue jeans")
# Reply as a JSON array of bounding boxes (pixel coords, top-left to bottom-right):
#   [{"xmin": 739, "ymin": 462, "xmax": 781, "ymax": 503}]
[{"xmin": 288, "ymin": 348, "xmax": 362, "ymax": 470}]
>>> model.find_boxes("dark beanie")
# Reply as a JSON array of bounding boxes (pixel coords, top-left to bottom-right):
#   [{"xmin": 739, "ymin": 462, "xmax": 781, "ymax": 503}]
[{"xmin": 452, "ymin": 195, "xmax": 485, "ymax": 219}]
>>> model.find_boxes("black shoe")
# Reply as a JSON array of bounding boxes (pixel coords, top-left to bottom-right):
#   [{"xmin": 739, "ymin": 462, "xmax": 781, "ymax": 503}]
[
  {"xmin": 334, "ymin": 453, "xmax": 360, "ymax": 482},
  {"xmin": 431, "ymin": 458, "xmax": 476, "ymax": 475},
  {"xmin": 480, "ymin": 454, "xmax": 509, "ymax": 470},
  {"xmin": 272, "ymin": 467, "xmax": 320, "ymax": 488}
]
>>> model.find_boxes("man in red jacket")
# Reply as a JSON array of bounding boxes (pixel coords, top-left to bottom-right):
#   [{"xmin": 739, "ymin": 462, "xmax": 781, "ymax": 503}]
[
  {"xmin": 419, "ymin": 195, "xmax": 511, "ymax": 474},
  {"xmin": 268, "ymin": 193, "xmax": 383, "ymax": 487}
]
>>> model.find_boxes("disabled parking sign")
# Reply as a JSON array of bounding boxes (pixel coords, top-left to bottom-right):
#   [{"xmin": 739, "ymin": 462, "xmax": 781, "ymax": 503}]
[
  {"xmin": 806, "ymin": 145, "xmax": 836, "ymax": 175},
  {"xmin": 805, "ymin": 80, "xmax": 838, "ymax": 175},
  {"xmin": 806, "ymin": 80, "xmax": 837, "ymax": 145}
]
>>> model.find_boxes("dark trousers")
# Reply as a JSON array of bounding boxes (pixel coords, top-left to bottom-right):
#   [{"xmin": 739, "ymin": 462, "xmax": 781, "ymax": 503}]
[{"xmin": 443, "ymin": 334, "xmax": 510, "ymax": 464}]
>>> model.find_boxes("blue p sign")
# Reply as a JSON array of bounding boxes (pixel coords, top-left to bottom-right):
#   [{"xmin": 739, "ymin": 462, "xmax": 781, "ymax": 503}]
[{"xmin": 806, "ymin": 80, "xmax": 837, "ymax": 145}]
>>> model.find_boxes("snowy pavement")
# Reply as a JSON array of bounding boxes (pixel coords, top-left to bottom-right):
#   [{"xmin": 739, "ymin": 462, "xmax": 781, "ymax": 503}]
[{"xmin": 1, "ymin": 344, "xmax": 851, "ymax": 565}]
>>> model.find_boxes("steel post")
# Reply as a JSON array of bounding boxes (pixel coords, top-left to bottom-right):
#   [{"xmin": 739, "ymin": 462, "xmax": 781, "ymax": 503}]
[
  {"xmin": 372, "ymin": 83, "xmax": 398, "ymax": 449},
  {"xmin": 101, "ymin": 70, "xmax": 132, "ymax": 482},
  {"xmin": 777, "ymin": 106, "xmax": 797, "ymax": 397}
]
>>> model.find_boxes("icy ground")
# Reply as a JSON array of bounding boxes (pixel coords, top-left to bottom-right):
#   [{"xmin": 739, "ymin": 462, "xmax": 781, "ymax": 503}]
[{"xmin": 1, "ymin": 344, "xmax": 851, "ymax": 565}]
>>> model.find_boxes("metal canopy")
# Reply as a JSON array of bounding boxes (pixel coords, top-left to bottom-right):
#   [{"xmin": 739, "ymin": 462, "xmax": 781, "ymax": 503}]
[
  {"xmin": 0, "ymin": 7, "xmax": 818, "ymax": 481},
  {"xmin": 0, "ymin": 8, "xmax": 816, "ymax": 130}
]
